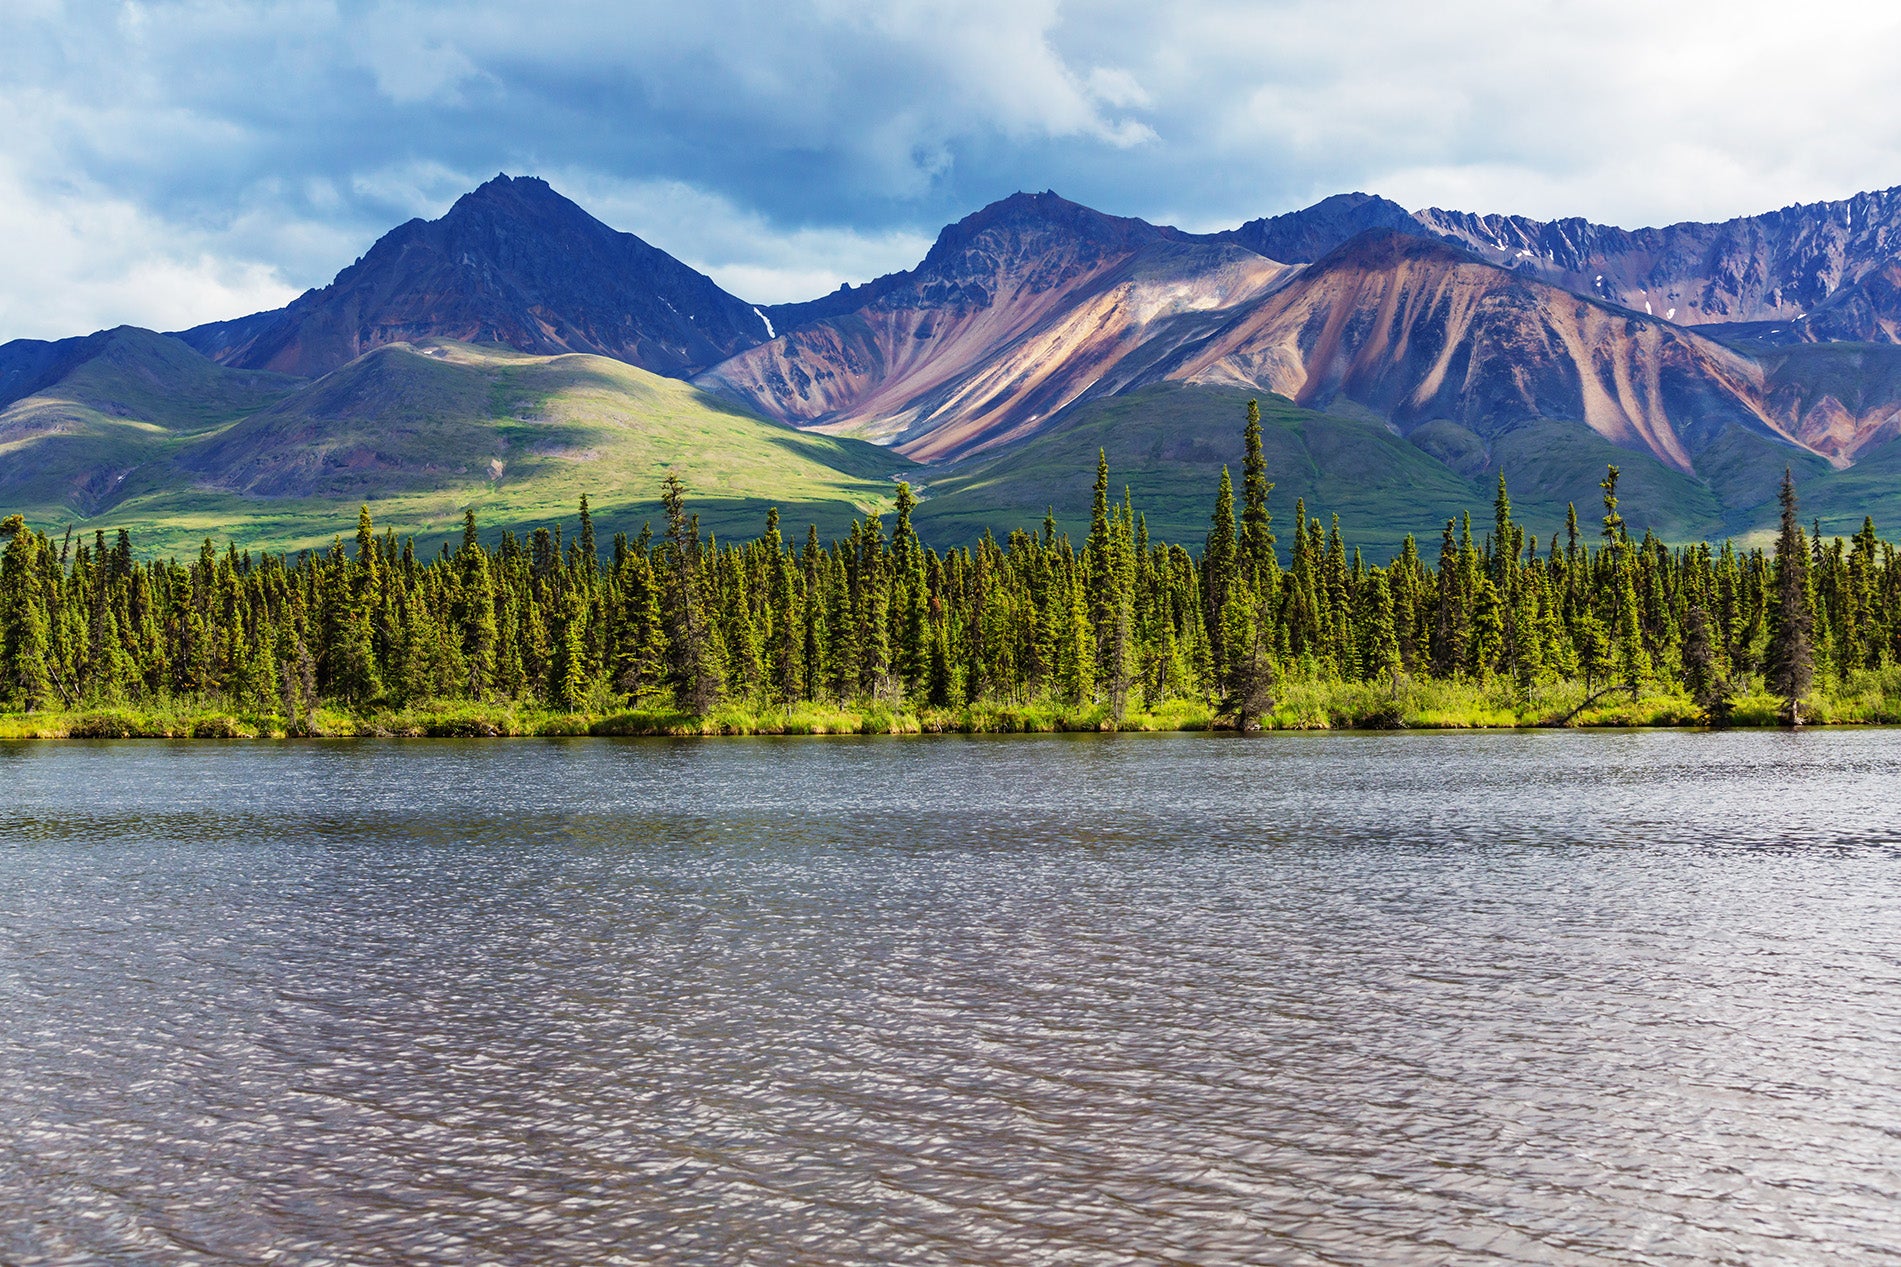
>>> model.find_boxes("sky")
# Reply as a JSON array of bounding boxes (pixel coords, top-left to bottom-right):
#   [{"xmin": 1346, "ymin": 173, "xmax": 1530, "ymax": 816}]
[{"xmin": 6, "ymin": 0, "xmax": 1901, "ymax": 343}]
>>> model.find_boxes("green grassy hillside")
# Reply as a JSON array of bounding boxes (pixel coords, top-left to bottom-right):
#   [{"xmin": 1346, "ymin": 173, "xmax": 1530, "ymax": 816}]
[
  {"xmin": 915, "ymin": 384, "xmax": 1478, "ymax": 552},
  {"xmin": 9, "ymin": 334, "xmax": 1900, "ymax": 561},
  {"xmin": 10, "ymin": 339, "xmax": 907, "ymax": 556},
  {"xmin": 0, "ymin": 328, "xmax": 300, "ymax": 518},
  {"xmin": 913, "ymin": 383, "xmax": 1861, "ymax": 556}
]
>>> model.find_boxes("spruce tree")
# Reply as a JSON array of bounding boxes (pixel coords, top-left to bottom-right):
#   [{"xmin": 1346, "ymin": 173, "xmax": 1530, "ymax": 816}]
[
  {"xmin": 763, "ymin": 508, "xmax": 800, "ymax": 709},
  {"xmin": 1430, "ymin": 520, "xmax": 1468, "ymax": 677},
  {"xmin": 1600, "ymin": 466, "xmax": 1625, "ymax": 546},
  {"xmin": 1491, "ymin": 473, "xmax": 1518, "ymax": 587},
  {"xmin": 801, "ymin": 524, "xmax": 826, "ymax": 702},
  {"xmin": 1765, "ymin": 468, "xmax": 1815, "ymax": 724},
  {"xmin": 1357, "ymin": 569, "xmax": 1401, "ymax": 689},
  {"xmin": 1059, "ymin": 558, "xmax": 1094, "ymax": 705},
  {"xmin": 659, "ymin": 475, "xmax": 722, "ymax": 713},
  {"xmin": 1085, "ymin": 453, "xmax": 1135, "ymax": 717},
  {"xmin": 577, "ymin": 494, "xmax": 598, "ymax": 577},
  {"xmin": 1682, "ymin": 603, "xmax": 1729, "ymax": 725},
  {"xmin": 890, "ymin": 483, "xmax": 928, "ymax": 701},
  {"xmin": 1240, "ymin": 399, "xmax": 1275, "ymax": 587},
  {"xmin": 1220, "ymin": 591, "xmax": 1275, "ymax": 731},
  {"xmin": 0, "ymin": 517, "xmax": 52, "ymax": 710},
  {"xmin": 612, "ymin": 549, "xmax": 666, "ymax": 704},
  {"xmin": 1204, "ymin": 465, "xmax": 1237, "ymax": 682},
  {"xmin": 550, "ymin": 587, "xmax": 590, "ymax": 709},
  {"xmin": 326, "ymin": 505, "xmax": 383, "ymax": 705},
  {"xmin": 455, "ymin": 540, "xmax": 498, "ymax": 698}
]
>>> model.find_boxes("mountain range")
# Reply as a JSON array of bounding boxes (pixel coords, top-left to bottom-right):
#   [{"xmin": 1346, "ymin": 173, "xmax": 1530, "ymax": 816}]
[{"xmin": 8, "ymin": 171, "xmax": 1901, "ymax": 556}]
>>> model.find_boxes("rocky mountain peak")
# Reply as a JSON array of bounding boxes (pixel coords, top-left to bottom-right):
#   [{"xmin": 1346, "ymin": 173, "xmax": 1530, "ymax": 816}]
[
  {"xmin": 1216, "ymin": 192, "xmax": 1422, "ymax": 263},
  {"xmin": 178, "ymin": 173, "xmax": 768, "ymax": 379}
]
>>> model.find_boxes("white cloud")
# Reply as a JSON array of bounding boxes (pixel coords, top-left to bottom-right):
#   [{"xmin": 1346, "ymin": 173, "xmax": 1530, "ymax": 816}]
[
  {"xmin": 5, "ymin": 0, "xmax": 1901, "ymax": 338},
  {"xmin": 1093, "ymin": 0, "xmax": 1901, "ymax": 227},
  {"xmin": 0, "ymin": 161, "xmax": 301, "ymax": 341},
  {"xmin": 541, "ymin": 171, "xmax": 936, "ymax": 304}
]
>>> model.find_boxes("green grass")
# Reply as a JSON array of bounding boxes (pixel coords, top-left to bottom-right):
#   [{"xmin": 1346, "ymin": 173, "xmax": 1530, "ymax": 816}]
[
  {"xmin": 1800, "ymin": 436, "xmax": 1901, "ymax": 540},
  {"xmin": 11, "ymin": 674, "xmax": 1901, "ymax": 739},
  {"xmin": 1481, "ymin": 418, "xmax": 1728, "ymax": 543},
  {"xmin": 0, "ymin": 699, "xmax": 1211, "ymax": 739},
  {"xmin": 0, "ymin": 328, "xmax": 301, "ymax": 518},
  {"xmin": 915, "ymin": 382, "xmax": 1481, "ymax": 553},
  {"xmin": 11, "ymin": 339, "xmax": 909, "ymax": 556},
  {"xmin": 909, "ymin": 382, "xmax": 1860, "ymax": 557},
  {"xmin": 15, "ymin": 332, "xmax": 1901, "ymax": 560}
]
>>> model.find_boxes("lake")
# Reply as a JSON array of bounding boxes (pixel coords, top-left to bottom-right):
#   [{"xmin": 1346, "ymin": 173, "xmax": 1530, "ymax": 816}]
[{"xmin": 2, "ymin": 731, "xmax": 1898, "ymax": 1264}]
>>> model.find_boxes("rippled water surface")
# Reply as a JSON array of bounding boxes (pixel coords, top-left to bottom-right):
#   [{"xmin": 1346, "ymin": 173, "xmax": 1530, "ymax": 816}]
[{"xmin": 2, "ymin": 730, "xmax": 1899, "ymax": 1264}]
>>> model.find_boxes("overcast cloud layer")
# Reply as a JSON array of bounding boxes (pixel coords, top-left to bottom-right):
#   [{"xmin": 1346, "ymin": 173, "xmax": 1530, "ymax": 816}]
[{"xmin": 5, "ymin": 0, "xmax": 1901, "ymax": 341}]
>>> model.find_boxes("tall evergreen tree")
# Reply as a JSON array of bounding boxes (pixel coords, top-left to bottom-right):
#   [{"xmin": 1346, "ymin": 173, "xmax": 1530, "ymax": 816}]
[
  {"xmin": 1682, "ymin": 603, "xmax": 1729, "ymax": 725},
  {"xmin": 660, "ymin": 474, "xmax": 721, "ymax": 713},
  {"xmin": 1765, "ymin": 469, "xmax": 1815, "ymax": 724},
  {"xmin": 1239, "ymin": 399, "xmax": 1275, "ymax": 587},
  {"xmin": 1357, "ymin": 569, "xmax": 1401, "ymax": 688},
  {"xmin": 1204, "ymin": 466, "xmax": 1238, "ymax": 682},
  {"xmin": 890, "ymin": 483, "xmax": 928, "ymax": 698},
  {"xmin": 1220, "ymin": 590, "xmax": 1276, "ymax": 731},
  {"xmin": 762, "ymin": 508, "xmax": 800, "ymax": 709},
  {"xmin": 0, "ymin": 517, "xmax": 52, "ymax": 710}
]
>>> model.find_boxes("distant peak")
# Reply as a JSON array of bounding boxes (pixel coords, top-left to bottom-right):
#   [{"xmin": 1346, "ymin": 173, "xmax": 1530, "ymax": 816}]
[
  {"xmin": 473, "ymin": 171, "xmax": 542, "ymax": 192},
  {"xmin": 956, "ymin": 190, "xmax": 1093, "ymax": 226},
  {"xmin": 448, "ymin": 173, "xmax": 569, "ymax": 216},
  {"xmin": 1239, "ymin": 192, "xmax": 1415, "ymax": 225},
  {"xmin": 1308, "ymin": 227, "xmax": 1475, "ymax": 271},
  {"xmin": 927, "ymin": 190, "xmax": 1169, "ymax": 259},
  {"xmin": 1308, "ymin": 192, "xmax": 1409, "ymax": 213},
  {"xmin": 1216, "ymin": 192, "xmax": 1425, "ymax": 264}
]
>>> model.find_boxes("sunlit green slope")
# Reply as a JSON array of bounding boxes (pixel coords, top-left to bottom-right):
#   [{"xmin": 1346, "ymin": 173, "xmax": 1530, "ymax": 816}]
[{"xmin": 9, "ymin": 338, "xmax": 906, "ymax": 556}]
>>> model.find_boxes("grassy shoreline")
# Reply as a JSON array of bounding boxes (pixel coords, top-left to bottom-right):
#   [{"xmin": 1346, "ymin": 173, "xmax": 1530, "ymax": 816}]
[{"xmin": 7, "ymin": 674, "xmax": 1901, "ymax": 738}]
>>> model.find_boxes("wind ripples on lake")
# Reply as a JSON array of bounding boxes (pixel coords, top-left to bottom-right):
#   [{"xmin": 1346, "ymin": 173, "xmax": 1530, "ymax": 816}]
[{"xmin": 1, "ymin": 731, "xmax": 1898, "ymax": 1264}]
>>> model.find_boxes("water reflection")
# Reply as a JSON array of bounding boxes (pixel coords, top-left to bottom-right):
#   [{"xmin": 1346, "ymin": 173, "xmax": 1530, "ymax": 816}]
[{"xmin": 1, "ymin": 731, "xmax": 1898, "ymax": 1263}]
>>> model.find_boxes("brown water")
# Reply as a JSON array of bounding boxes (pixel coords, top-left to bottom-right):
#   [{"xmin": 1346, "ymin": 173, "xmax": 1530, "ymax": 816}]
[{"xmin": 1, "ymin": 731, "xmax": 1898, "ymax": 1264}]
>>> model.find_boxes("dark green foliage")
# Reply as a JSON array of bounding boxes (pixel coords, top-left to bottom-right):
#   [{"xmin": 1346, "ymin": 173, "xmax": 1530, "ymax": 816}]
[
  {"xmin": 660, "ymin": 473, "xmax": 721, "ymax": 714},
  {"xmin": 1682, "ymin": 603, "xmax": 1730, "ymax": 725},
  {"xmin": 1220, "ymin": 590, "xmax": 1276, "ymax": 731},
  {"xmin": 1239, "ymin": 399, "xmax": 1275, "ymax": 589},
  {"xmin": 0, "ymin": 414, "xmax": 1871, "ymax": 727},
  {"xmin": 1203, "ymin": 466, "xmax": 1237, "ymax": 687},
  {"xmin": 0, "ymin": 516, "xmax": 54, "ymax": 710},
  {"xmin": 1765, "ymin": 469, "xmax": 1816, "ymax": 724}
]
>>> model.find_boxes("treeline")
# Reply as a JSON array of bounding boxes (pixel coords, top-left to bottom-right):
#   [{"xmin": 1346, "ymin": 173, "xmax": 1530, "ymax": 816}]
[{"xmin": 0, "ymin": 401, "xmax": 1865, "ymax": 727}]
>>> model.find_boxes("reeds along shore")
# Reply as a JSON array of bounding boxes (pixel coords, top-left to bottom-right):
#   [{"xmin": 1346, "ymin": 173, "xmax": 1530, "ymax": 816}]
[
  {"xmin": 0, "ymin": 403, "xmax": 1878, "ymax": 734},
  {"xmin": 6, "ymin": 675, "xmax": 1901, "ymax": 740}
]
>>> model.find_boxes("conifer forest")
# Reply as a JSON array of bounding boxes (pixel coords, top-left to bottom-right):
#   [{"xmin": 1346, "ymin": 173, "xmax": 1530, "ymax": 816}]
[{"xmin": 0, "ymin": 402, "xmax": 1882, "ymax": 735}]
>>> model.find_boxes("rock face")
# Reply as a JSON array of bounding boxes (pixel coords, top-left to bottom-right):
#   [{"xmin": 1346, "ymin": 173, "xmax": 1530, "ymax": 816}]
[
  {"xmin": 1210, "ymin": 192, "xmax": 1423, "ymax": 264},
  {"xmin": 1801, "ymin": 257, "xmax": 1901, "ymax": 345},
  {"xmin": 175, "ymin": 175, "xmax": 769, "ymax": 379},
  {"xmin": 1411, "ymin": 186, "xmax": 1901, "ymax": 341},
  {"xmin": 1153, "ymin": 232, "xmax": 1790, "ymax": 474},
  {"xmin": 697, "ymin": 192, "xmax": 1289, "ymax": 462},
  {"xmin": 700, "ymin": 186, "xmax": 1901, "ymax": 477}
]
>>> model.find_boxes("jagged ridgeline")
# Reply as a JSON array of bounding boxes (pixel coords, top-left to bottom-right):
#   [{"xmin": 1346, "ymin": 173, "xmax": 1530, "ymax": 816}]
[{"xmin": 0, "ymin": 402, "xmax": 1876, "ymax": 731}]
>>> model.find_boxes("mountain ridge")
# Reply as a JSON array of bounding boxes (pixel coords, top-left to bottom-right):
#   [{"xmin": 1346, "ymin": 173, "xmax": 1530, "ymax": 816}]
[
  {"xmin": 173, "ymin": 175, "xmax": 770, "ymax": 379},
  {"xmin": 14, "ymin": 175, "xmax": 1901, "ymax": 552},
  {"xmin": 697, "ymin": 191, "xmax": 1291, "ymax": 461}
]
